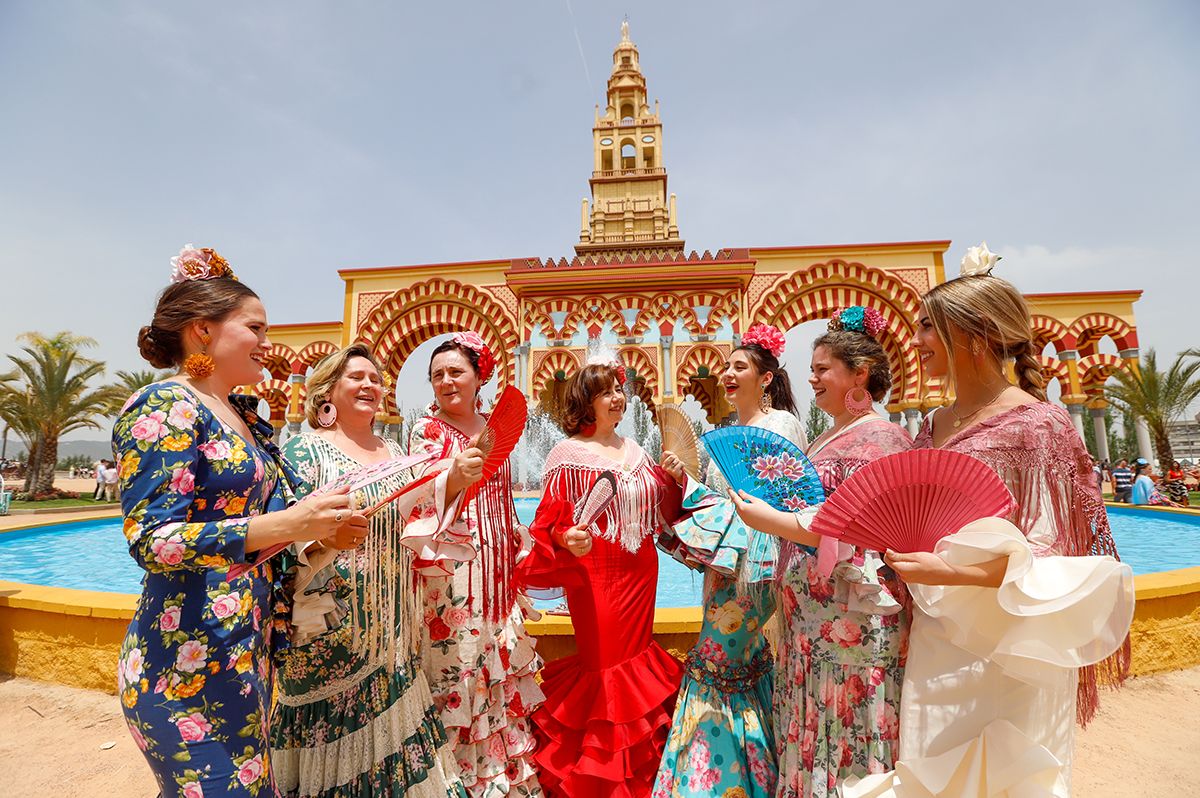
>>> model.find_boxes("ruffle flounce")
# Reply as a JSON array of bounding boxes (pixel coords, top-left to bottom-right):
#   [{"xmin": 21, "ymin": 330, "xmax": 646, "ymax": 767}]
[
  {"xmin": 843, "ymin": 719, "xmax": 1063, "ymax": 798},
  {"xmin": 436, "ymin": 606, "xmax": 545, "ymax": 796},
  {"xmin": 657, "ymin": 481, "xmax": 778, "ymax": 583},
  {"xmin": 400, "ymin": 473, "xmax": 475, "ymax": 577},
  {"xmin": 532, "ymin": 642, "xmax": 684, "ymax": 798}
]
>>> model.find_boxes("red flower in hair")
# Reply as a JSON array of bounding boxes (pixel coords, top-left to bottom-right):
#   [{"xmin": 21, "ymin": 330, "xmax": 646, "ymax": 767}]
[
  {"xmin": 742, "ymin": 324, "xmax": 786, "ymax": 358},
  {"xmin": 613, "ymin": 363, "xmax": 627, "ymax": 386},
  {"xmin": 451, "ymin": 331, "xmax": 495, "ymax": 384}
]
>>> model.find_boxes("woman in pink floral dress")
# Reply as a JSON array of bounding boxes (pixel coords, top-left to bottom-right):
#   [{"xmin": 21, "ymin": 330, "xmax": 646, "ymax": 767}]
[
  {"xmin": 731, "ymin": 308, "xmax": 911, "ymax": 798},
  {"xmin": 407, "ymin": 333, "xmax": 544, "ymax": 797}
]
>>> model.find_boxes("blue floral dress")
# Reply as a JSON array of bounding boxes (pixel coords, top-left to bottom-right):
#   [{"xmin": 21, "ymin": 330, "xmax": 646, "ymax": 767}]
[
  {"xmin": 115, "ymin": 382, "xmax": 297, "ymax": 798},
  {"xmin": 653, "ymin": 409, "xmax": 806, "ymax": 798}
]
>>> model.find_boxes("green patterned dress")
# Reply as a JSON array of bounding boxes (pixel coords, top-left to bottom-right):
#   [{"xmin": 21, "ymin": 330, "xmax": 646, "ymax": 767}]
[{"xmin": 271, "ymin": 433, "xmax": 465, "ymax": 798}]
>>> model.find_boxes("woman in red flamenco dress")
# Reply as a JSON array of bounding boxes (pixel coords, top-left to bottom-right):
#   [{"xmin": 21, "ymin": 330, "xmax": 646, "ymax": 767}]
[{"xmin": 519, "ymin": 361, "xmax": 684, "ymax": 798}]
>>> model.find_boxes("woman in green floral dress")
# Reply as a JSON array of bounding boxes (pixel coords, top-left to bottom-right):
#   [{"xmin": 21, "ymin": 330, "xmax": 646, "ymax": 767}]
[{"xmin": 272, "ymin": 344, "xmax": 483, "ymax": 798}]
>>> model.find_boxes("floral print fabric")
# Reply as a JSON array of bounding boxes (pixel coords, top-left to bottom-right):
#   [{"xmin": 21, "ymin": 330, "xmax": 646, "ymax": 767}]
[
  {"xmin": 408, "ymin": 416, "xmax": 544, "ymax": 798},
  {"xmin": 114, "ymin": 382, "xmax": 294, "ymax": 798},
  {"xmin": 271, "ymin": 433, "xmax": 464, "ymax": 798},
  {"xmin": 774, "ymin": 419, "xmax": 912, "ymax": 798}
]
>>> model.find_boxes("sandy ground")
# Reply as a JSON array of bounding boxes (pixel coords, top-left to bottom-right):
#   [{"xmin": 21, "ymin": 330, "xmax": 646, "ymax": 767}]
[{"xmin": 0, "ymin": 668, "xmax": 1195, "ymax": 797}]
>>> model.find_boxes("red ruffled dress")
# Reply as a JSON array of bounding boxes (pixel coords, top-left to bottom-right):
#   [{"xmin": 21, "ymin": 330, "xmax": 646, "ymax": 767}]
[{"xmin": 519, "ymin": 438, "xmax": 684, "ymax": 798}]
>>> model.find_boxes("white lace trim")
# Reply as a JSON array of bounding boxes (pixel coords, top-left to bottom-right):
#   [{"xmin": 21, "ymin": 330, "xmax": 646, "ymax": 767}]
[{"xmin": 272, "ymin": 672, "xmax": 459, "ymax": 794}]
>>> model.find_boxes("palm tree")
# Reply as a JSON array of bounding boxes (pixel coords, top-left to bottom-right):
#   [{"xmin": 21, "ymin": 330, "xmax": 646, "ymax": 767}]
[
  {"xmin": 1105, "ymin": 348, "xmax": 1200, "ymax": 466},
  {"xmin": 114, "ymin": 368, "xmax": 170, "ymax": 400},
  {"xmin": 0, "ymin": 332, "xmax": 124, "ymax": 494}
]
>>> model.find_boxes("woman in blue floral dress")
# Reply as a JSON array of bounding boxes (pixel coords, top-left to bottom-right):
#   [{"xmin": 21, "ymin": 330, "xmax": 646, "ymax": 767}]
[
  {"xmin": 654, "ymin": 325, "xmax": 807, "ymax": 798},
  {"xmin": 116, "ymin": 246, "xmax": 364, "ymax": 798},
  {"xmin": 731, "ymin": 309, "xmax": 910, "ymax": 798}
]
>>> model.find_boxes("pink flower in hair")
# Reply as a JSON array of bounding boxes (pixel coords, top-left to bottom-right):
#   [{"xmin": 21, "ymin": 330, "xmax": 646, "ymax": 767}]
[
  {"xmin": 451, "ymin": 331, "xmax": 495, "ymax": 383},
  {"xmin": 862, "ymin": 307, "xmax": 887, "ymax": 338},
  {"xmin": 742, "ymin": 323, "xmax": 786, "ymax": 358}
]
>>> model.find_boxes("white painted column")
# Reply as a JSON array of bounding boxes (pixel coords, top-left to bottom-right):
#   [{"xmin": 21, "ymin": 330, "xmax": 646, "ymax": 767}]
[
  {"xmin": 1066, "ymin": 403, "xmax": 1087, "ymax": 440},
  {"xmin": 1090, "ymin": 407, "xmax": 1110, "ymax": 462},
  {"xmin": 904, "ymin": 408, "xmax": 922, "ymax": 438},
  {"xmin": 1135, "ymin": 418, "xmax": 1155, "ymax": 465},
  {"xmin": 660, "ymin": 335, "xmax": 674, "ymax": 398}
]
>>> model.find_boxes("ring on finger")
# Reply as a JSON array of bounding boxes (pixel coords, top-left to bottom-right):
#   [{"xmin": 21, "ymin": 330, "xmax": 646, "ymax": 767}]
[{"xmin": 335, "ymin": 511, "xmax": 345, "ymax": 523}]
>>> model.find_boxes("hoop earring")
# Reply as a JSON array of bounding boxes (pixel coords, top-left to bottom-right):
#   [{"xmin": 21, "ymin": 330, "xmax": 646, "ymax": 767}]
[
  {"xmin": 183, "ymin": 333, "xmax": 215, "ymax": 379},
  {"xmin": 845, "ymin": 386, "xmax": 873, "ymax": 417},
  {"xmin": 317, "ymin": 402, "xmax": 337, "ymax": 428},
  {"xmin": 759, "ymin": 386, "xmax": 772, "ymax": 413}
]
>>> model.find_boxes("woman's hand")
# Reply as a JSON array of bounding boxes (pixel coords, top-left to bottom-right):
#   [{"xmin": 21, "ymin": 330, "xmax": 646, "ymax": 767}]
[
  {"xmin": 322, "ymin": 513, "xmax": 370, "ymax": 550},
  {"xmin": 446, "ymin": 446, "xmax": 486, "ymax": 497},
  {"xmin": 727, "ymin": 489, "xmax": 820, "ymax": 546},
  {"xmin": 660, "ymin": 451, "xmax": 686, "ymax": 486},
  {"xmin": 884, "ymin": 550, "xmax": 1008, "ymax": 587},
  {"xmin": 287, "ymin": 486, "xmax": 357, "ymax": 539},
  {"xmin": 558, "ymin": 524, "xmax": 593, "ymax": 557}
]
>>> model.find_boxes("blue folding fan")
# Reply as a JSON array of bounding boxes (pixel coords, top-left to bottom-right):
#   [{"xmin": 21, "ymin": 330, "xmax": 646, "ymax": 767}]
[{"xmin": 700, "ymin": 426, "xmax": 825, "ymax": 512}]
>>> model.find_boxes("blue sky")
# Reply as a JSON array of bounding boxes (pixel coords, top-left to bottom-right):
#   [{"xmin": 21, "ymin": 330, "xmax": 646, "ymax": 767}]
[{"xmin": 1, "ymin": 1, "xmax": 1196, "ymax": 434}]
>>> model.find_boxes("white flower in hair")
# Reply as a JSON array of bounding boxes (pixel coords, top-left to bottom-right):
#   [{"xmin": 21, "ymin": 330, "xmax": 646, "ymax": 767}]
[{"xmin": 960, "ymin": 241, "xmax": 1001, "ymax": 277}]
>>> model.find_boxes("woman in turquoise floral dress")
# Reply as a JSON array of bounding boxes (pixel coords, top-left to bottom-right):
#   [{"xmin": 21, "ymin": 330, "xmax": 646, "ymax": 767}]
[
  {"xmin": 273, "ymin": 344, "xmax": 479, "ymax": 798},
  {"xmin": 731, "ymin": 309, "xmax": 911, "ymax": 798},
  {"xmin": 116, "ymin": 246, "xmax": 363, "ymax": 798},
  {"xmin": 655, "ymin": 325, "xmax": 807, "ymax": 798}
]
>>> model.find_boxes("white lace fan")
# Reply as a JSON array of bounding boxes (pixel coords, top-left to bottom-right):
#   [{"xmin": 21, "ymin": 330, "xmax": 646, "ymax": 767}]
[{"xmin": 658, "ymin": 404, "xmax": 701, "ymax": 481}]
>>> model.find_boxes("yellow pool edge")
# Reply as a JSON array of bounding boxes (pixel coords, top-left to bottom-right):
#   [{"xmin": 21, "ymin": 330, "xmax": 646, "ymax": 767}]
[{"xmin": 1, "ymin": 509, "xmax": 1198, "ymax": 691}]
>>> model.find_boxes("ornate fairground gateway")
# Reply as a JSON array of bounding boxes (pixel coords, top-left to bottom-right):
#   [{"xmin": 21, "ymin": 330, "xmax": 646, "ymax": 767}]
[{"xmin": 257, "ymin": 22, "xmax": 1147, "ymax": 461}]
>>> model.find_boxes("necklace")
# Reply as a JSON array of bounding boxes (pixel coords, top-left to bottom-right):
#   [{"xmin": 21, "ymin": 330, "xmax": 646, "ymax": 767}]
[{"xmin": 950, "ymin": 386, "xmax": 1008, "ymax": 429}]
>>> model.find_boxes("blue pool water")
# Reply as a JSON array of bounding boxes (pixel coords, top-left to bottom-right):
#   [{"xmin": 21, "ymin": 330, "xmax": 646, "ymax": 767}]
[{"xmin": 1, "ymin": 503, "xmax": 1195, "ymax": 603}]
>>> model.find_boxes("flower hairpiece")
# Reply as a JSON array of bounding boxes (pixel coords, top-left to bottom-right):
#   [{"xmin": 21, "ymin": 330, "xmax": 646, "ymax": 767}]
[
  {"xmin": 451, "ymin": 331, "xmax": 495, "ymax": 384},
  {"xmin": 828, "ymin": 306, "xmax": 886, "ymax": 339},
  {"xmin": 741, "ymin": 323, "xmax": 786, "ymax": 358},
  {"xmin": 170, "ymin": 243, "xmax": 236, "ymax": 283},
  {"xmin": 584, "ymin": 352, "xmax": 627, "ymax": 387},
  {"xmin": 960, "ymin": 241, "xmax": 1001, "ymax": 278}
]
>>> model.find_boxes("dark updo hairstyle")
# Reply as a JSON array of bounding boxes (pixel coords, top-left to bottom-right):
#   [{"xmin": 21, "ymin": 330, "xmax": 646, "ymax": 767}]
[
  {"xmin": 810, "ymin": 330, "xmax": 893, "ymax": 402},
  {"xmin": 137, "ymin": 278, "xmax": 260, "ymax": 369},
  {"xmin": 427, "ymin": 340, "xmax": 483, "ymax": 401},
  {"xmin": 560, "ymin": 364, "xmax": 619, "ymax": 437},
  {"xmin": 733, "ymin": 343, "xmax": 801, "ymax": 418}
]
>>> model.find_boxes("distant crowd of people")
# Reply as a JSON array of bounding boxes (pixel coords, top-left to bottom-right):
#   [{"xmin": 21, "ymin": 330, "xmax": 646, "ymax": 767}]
[{"xmin": 1096, "ymin": 456, "xmax": 1198, "ymax": 507}]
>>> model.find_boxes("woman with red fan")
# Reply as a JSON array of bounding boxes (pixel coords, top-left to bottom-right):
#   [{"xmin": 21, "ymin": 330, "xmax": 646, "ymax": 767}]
[
  {"xmin": 729, "ymin": 308, "xmax": 913, "ymax": 798},
  {"xmin": 653, "ymin": 323, "xmax": 806, "ymax": 798},
  {"xmin": 844, "ymin": 244, "xmax": 1134, "ymax": 798},
  {"xmin": 407, "ymin": 333, "xmax": 545, "ymax": 797},
  {"xmin": 273, "ymin": 344, "xmax": 477, "ymax": 798},
  {"xmin": 518, "ymin": 360, "xmax": 684, "ymax": 798}
]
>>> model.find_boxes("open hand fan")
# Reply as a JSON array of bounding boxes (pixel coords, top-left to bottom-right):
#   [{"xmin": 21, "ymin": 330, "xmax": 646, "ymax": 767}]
[
  {"xmin": 809, "ymin": 448, "xmax": 1015, "ymax": 554},
  {"xmin": 658, "ymin": 404, "xmax": 701, "ymax": 481},
  {"xmin": 227, "ymin": 446, "xmax": 446, "ymax": 581},
  {"xmin": 573, "ymin": 470, "xmax": 618, "ymax": 529},
  {"xmin": 701, "ymin": 426, "xmax": 825, "ymax": 512},
  {"xmin": 465, "ymin": 386, "xmax": 528, "ymax": 503}
]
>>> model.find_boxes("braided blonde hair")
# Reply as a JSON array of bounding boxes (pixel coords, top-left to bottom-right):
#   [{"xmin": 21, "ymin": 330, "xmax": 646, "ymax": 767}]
[{"xmin": 921, "ymin": 274, "xmax": 1047, "ymax": 401}]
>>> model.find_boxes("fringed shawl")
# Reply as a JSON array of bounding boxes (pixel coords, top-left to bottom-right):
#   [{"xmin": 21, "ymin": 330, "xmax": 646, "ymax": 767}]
[
  {"xmin": 542, "ymin": 438, "xmax": 668, "ymax": 553},
  {"xmin": 409, "ymin": 415, "xmax": 520, "ymax": 624},
  {"xmin": 912, "ymin": 402, "xmax": 1130, "ymax": 724}
]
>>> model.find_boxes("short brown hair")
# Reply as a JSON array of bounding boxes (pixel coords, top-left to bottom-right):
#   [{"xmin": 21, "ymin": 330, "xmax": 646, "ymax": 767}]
[
  {"xmin": 137, "ymin": 278, "xmax": 260, "ymax": 369},
  {"xmin": 304, "ymin": 343, "xmax": 383, "ymax": 427},
  {"xmin": 560, "ymin": 364, "xmax": 617, "ymax": 436},
  {"xmin": 811, "ymin": 330, "xmax": 893, "ymax": 402}
]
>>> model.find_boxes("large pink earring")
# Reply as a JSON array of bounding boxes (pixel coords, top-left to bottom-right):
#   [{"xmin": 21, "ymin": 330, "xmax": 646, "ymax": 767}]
[
  {"xmin": 845, "ymin": 386, "xmax": 873, "ymax": 417},
  {"xmin": 317, "ymin": 402, "xmax": 337, "ymax": 428}
]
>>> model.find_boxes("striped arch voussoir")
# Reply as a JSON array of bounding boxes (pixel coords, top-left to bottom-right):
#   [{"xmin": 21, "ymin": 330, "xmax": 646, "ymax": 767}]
[
  {"xmin": 1068, "ymin": 313, "xmax": 1137, "ymax": 351},
  {"xmin": 358, "ymin": 279, "xmax": 519, "ymax": 388},
  {"xmin": 531, "ymin": 349, "xmax": 580, "ymax": 396},
  {"xmin": 675, "ymin": 344, "xmax": 726, "ymax": 394},
  {"xmin": 752, "ymin": 263, "xmax": 921, "ymax": 403},
  {"xmin": 298, "ymin": 341, "xmax": 339, "ymax": 369}
]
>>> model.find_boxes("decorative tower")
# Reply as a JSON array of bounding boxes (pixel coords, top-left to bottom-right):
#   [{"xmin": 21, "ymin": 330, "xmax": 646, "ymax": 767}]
[{"xmin": 576, "ymin": 21, "xmax": 684, "ymax": 255}]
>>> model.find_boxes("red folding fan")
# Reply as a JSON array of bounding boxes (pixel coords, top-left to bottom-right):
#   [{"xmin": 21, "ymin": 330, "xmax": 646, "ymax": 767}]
[
  {"xmin": 809, "ymin": 449, "xmax": 1015, "ymax": 554},
  {"xmin": 464, "ymin": 386, "xmax": 529, "ymax": 502}
]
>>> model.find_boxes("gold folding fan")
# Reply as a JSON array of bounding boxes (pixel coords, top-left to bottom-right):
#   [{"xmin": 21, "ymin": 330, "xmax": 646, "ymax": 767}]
[{"xmin": 658, "ymin": 403, "xmax": 701, "ymax": 481}]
